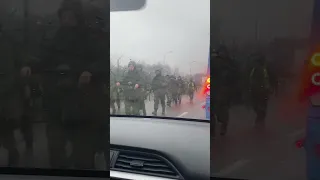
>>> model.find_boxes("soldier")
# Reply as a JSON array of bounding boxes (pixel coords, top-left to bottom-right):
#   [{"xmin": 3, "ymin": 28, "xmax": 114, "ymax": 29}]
[
  {"xmin": 87, "ymin": 6, "xmax": 109, "ymax": 168},
  {"xmin": 110, "ymin": 81, "xmax": 121, "ymax": 114},
  {"xmin": 0, "ymin": 23, "xmax": 27, "ymax": 166},
  {"xmin": 187, "ymin": 78, "xmax": 196, "ymax": 103},
  {"xmin": 24, "ymin": 0, "xmax": 107, "ymax": 169},
  {"xmin": 151, "ymin": 69, "xmax": 167, "ymax": 116},
  {"xmin": 168, "ymin": 75, "xmax": 179, "ymax": 105},
  {"xmin": 165, "ymin": 75, "xmax": 171, "ymax": 107},
  {"xmin": 212, "ymin": 45, "xmax": 233, "ymax": 137},
  {"xmin": 20, "ymin": 74, "xmax": 43, "ymax": 161},
  {"xmin": 248, "ymin": 53, "xmax": 273, "ymax": 128},
  {"xmin": 122, "ymin": 60, "xmax": 142, "ymax": 115},
  {"xmin": 136, "ymin": 64, "xmax": 147, "ymax": 116},
  {"xmin": 177, "ymin": 76, "xmax": 184, "ymax": 104}
]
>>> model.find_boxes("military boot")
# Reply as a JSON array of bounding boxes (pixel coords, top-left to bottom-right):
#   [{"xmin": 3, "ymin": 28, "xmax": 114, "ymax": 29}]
[
  {"xmin": 152, "ymin": 110, "xmax": 157, "ymax": 116},
  {"xmin": 162, "ymin": 109, "xmax": 165, "ymax": 116}
]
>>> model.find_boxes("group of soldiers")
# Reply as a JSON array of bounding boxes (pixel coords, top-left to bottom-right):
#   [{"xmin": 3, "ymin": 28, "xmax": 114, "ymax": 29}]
[
  {"xmin": 110, "ymin": 61, "xmax": 197, "ymax": 116},
  {"xmin": 212, "ymin": 45, "xmax": 278, "ymax": 138},
  {"xmin": 0, "ymin": 0, "xmax": 108, "ymax": 169}
]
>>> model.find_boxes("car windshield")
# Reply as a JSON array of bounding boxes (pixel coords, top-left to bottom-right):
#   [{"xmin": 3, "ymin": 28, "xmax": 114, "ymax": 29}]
[
  {"xmin": 110, "ymin": 0, "xmax": 210, "ymax": 120},
  {"xmin": 211, "ymin": 1, "xmax": 314, "ymax": 180},
  {"xmin": 0, "ymin": 0, "xmax": 107, "ymax": 172}
]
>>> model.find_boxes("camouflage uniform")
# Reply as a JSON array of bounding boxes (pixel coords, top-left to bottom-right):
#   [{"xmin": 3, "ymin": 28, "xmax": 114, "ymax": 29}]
[
  {"xmin": 187, "ymin": 79, "xmax": 196, "ymax": 102},
  {"xmin": 122, "ymin": 61, "xmax": 143, "ymax": 116},
  {"xmin": 168, "ymin": 76, "xmax": 179, "ymax": 105},
  {"xmin": 165, "ymin": 75, "xmax": 171, "ymax": 106},
  {"xmin": 177, "ymin": 76, "xmax": 184, "ymax": 104},
  {"xmin": 87, "ymin": 8, "xmax": 109, "ymax": 167},
  {"xmin": 20, "ymin": 74, "xmax": 43, "ymax": 157},
  {"xmin": 152, "ymin": 70, "xmax": 167, "ymax": 115},
  {"xmin": 136, "ymin": 64, "xmax": 147, "ymax": 116},
  {"xmin": 248, "ymin": 55, "xmax": 272, "ymax": 128},
  {"xmin": 212, "ymin": 46, "xmax": 233, "ymax": 137},
  {"xmin": 110, "ymin": 83, "xmax": 121, "ymax": 114},
  {"xmin": 37, "ymin": 0, "xmax": 107, "ymax": 169},
  {"xmin": 0, "ymin": 27, "xmax": 24, "ymax": 166}
]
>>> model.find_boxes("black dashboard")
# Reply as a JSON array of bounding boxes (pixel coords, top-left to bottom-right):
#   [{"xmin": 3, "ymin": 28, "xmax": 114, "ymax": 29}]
[{"xmin": 110, "ymin": 115, "xmax": 210, "ymax": 180}]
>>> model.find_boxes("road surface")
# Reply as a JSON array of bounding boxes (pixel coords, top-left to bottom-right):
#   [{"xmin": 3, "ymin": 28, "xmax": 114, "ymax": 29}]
[
  {"xmin": 0, "ymin": 123, "xmax": 107, "ymax": 170},
  {"xmin": 0, "ymin": 93, "xmax": 205, "ymax": 170},
  {"xmin": 211, "ymin": 82, "xmax": 308, "ymax": 180},
  {"xmin": 0, "ymin": 99, "xmax": 107, "ymax": 170},
  {"xmin": 112, "ymin": 93, "xmax": 208, "ymax": 120}
]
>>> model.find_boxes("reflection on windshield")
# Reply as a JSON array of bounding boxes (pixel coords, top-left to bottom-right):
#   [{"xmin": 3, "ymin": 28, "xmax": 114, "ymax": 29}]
[
  {"xmin": 211, "ymin": 1, "xmax": 312, "ymax": 180},
  {"xmin": 0, "ymin": 0, "xmax": 107, "ymax": 171},
  {"xmin": 110, "ymin": 0, "xmax": 210, "ymax": 120}
]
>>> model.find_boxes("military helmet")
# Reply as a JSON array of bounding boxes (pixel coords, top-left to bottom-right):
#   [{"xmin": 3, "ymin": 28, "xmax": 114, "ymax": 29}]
[
  {"xmin": 128, "ymin": 60, "xmax": 136, "ymax": 67},
  {"xmin": 58, "ymin": 0, "xmax": 85, "ymax": 25},
  {"xmin": 155, "ymin": 68, "xmax": 162, "ymax": 75}
]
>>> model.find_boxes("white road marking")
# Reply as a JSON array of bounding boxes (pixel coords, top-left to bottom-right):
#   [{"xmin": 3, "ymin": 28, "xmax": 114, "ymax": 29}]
[
  {"xmin": 177, "ymin": 112, "xmax": 188, "ymax": 117},
  {"xmin": 215, "ymin": 159, "xmax": 251, "ymax": 176}
]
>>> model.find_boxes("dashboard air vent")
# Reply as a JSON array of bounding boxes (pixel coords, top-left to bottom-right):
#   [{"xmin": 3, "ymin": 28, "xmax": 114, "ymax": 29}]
[{"xmin": 114, "ymin": 150, "xmax": 180, "ymax": 178}]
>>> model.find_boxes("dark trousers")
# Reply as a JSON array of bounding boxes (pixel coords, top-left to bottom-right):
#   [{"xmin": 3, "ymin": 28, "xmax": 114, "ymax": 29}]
[
  {"xmin": 110, "ymin": 98, "xmax": 120, "ymax": 114},
  {"xmin": 252, "ymin": 96, "xmax": 268, "ymax": 126},
  {"xmin": 213, "ymin": 103, "xmax": 229, "ymax": 135},
  {"xmin": 45, "ymin": 87, "xmax": 105, "ymax": 169},
  {"xmin": 154, "ymin": 91, "xmax": 166, "ymax": 113}
]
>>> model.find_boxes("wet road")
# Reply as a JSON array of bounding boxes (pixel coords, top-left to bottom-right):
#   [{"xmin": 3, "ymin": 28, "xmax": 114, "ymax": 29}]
[
  {"xmin": 0, "ymin": 124, "xmax": 107, "ymax": 170},
  {"xmin": 211, "ymin": 83, "xmax": 308, "ymax": 180},
  {"xmin": 113, "ymin": 93, "xmax": 208, "ymax": 120},
  {"xmin": 0, "ymin": 93, "xmax": 205, "ymax": 170},
  {"xmin": 0, "ymin": 106, "xmax": 107, "ymax": 170}
]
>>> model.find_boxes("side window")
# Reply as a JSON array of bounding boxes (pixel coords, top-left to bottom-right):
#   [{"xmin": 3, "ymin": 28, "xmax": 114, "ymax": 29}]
[
  {"xmin": 0, "ymin": 0, "xmax": 108, "ymax": 171},
  {"xmin": 211, "ymin": 1, "xmax": 312, "ymax": 179}
]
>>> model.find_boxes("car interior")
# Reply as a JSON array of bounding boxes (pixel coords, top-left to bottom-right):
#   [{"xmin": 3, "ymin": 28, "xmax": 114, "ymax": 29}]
[{"xmin": 110, "ymin": 115, "xmax": 210, "ymax": 180}]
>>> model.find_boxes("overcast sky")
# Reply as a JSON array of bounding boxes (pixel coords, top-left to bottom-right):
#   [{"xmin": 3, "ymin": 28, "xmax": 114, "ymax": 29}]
[{"xmin": 110, "ymin": 0, "xmax": 210, "ymax": 74}]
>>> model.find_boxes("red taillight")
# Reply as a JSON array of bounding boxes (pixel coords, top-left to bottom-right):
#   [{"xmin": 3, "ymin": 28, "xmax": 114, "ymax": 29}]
[
  {"xmin": 201, "ymin": 77, "xmax": 210, "ymax": 95},
  {"xmin": 295, "ymin": 138, "xmax": 305, "ymax": 148}
]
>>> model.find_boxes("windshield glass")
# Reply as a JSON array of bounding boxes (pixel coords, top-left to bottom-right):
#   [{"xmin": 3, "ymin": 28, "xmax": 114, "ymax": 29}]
[
  {"xmin": 110, "ymin": 0, "xmax": 210, "ymax": 119},
  {"xmin": 0, "ymin": 0, "xmax": 107, "ymax": 172},
  {"xmin": 211, "ymin": 1, "xmax": 313, "ymax": 179}
]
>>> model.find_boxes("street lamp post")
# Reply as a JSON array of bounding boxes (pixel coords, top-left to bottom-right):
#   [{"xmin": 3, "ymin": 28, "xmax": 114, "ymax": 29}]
[{"xmin": 189, "ymin": 61, "xmax": 196, "ymax": 75}]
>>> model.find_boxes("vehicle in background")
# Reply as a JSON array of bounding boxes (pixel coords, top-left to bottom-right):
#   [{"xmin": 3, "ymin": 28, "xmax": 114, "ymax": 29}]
[{"xmin": 204, "ymin": 50, "xmax": 210, "ymax": 120}]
